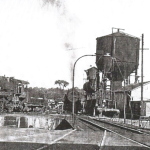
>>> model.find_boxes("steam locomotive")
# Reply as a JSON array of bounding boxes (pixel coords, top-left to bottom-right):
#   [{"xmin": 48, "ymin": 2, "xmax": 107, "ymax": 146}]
[{"xmin": 63, "ymin": 88, "xmax": 82, "ymax": 114}]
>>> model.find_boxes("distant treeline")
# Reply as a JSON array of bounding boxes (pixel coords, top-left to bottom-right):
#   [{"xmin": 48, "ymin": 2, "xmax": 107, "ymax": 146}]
[{"xmin": 28, "ymin": 87, "xmax": 67, "ymax": 101}]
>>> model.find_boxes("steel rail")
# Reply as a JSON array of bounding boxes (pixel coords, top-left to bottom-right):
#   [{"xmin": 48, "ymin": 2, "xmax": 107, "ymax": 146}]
[
  {"xmin": 93, "ymin": 118, "xmax": 150, "ymax": 136},
  {"xmin": 78, "ymin": 119, "xmax": 99, "ymax": 131},
  {"xmin": 79, "ymin": 117, "xmax": 150, "ymax": 149},
  {"xmin": 93, "ymin": 118, "xmax": 142, "ymax": 134}
]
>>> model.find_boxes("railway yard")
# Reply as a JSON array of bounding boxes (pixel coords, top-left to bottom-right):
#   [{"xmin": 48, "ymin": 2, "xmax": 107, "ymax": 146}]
[
  {"xmin": 0, "ymin": 114, "xmax": 150, "ymax": 150},
  {"xmin": 0, "ymin": 30, "xmax": 149, "ymax": 150}
]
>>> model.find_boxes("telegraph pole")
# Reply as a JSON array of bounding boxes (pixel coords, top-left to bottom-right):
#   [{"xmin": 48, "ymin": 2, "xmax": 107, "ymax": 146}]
[{"xmin": 141, "ymin": 34, "xmax": 144, "ymax": 116}]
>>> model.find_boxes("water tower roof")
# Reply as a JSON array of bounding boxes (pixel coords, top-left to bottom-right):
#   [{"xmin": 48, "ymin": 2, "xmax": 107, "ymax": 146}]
[{"xmin": 96, "ymin": 31, "xmax": 140, "ymax": 40}]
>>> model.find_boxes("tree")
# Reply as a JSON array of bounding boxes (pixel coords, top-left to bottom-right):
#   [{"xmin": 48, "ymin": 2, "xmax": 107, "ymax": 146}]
[
  {"xmin": 61, "ymin": 80, "xmax": 69, "ymax": 89},
  {"xmin": 54, "ymin": 80, "xmax": 69, "ymax": 89},
  {"xmin": 54, "ymin": 80, "xmax": 62, "ymax": 89}
]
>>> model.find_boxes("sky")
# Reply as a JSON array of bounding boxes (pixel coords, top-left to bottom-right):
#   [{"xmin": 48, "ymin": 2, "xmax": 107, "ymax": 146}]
[{"xmin": 0, "ymin": 0, "xmax": 150, "ymax": 89}]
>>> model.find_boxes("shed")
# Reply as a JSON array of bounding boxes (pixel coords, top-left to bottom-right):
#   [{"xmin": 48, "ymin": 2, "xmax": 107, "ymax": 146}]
[
  {"xmin": 129, "ymin": 81, "xmax": 150, "ymax": 117},
  {"xmin": 113, "ymin": 81, "xmax": 150, "ymax": 118}
]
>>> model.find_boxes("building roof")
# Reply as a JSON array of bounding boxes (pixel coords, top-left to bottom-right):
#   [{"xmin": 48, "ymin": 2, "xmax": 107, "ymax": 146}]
[
  {"xmin": 14, "ymin": 79, "xmax": 29, "ymax": 84},
  {"xmin": 124, "ymin": 81, "xmax": 150, "ymax": 91},
  {"xmin": 85, "ymin": 66, "xmax": 97, "ymax": 71},
  {"xmin": 114, "ymin": 81, "xmax": 150, "ymax": 92}
]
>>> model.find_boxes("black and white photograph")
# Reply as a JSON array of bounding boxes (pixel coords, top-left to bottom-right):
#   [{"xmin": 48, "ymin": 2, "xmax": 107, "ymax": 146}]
[{"xmin": 0, "ymin": 0, "xmax": 150, "ymax": 149}]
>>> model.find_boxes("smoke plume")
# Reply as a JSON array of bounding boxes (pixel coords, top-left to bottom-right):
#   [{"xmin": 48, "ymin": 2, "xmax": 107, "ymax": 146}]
[{"xmin": 42, "ymin": 0, "xmax": 79, "ymax": 86}]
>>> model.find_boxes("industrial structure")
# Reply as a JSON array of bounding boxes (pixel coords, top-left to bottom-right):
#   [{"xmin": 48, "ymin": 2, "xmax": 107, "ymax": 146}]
[{"xmin": 82, "ymin": 29, "xmax": 146, "ymax": 119}]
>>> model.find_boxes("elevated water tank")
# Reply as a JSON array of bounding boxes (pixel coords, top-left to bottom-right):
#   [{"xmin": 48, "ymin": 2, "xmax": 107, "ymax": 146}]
[{"xmin": 96, "ymin": 31, "xmax": 140, "ymax": 81}]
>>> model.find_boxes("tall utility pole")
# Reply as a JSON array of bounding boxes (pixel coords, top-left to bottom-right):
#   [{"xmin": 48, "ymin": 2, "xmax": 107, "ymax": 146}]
[
  {"xmin": 141, "ymin": 34, "xmax": 144, "ymax": 116},
  {"xmin": 72, "ymin": 54, "xmax": 96, "ymax": 126}
]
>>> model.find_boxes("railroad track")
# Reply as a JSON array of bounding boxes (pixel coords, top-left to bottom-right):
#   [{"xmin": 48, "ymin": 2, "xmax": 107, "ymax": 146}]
[
  {"xmin": 78, "ymin": 116, "xmax": 150, "ymax": 149},
  {"xmin": 34, "ymin": 116, "xmax": 150, "ymax": 150},
  {"xmin": 92, "ymin": 117, "xmax": 150, "ymax": 135},
  {"xmin": 77, "ymin": 119, "xmax": 100, "ymax": 131}
]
